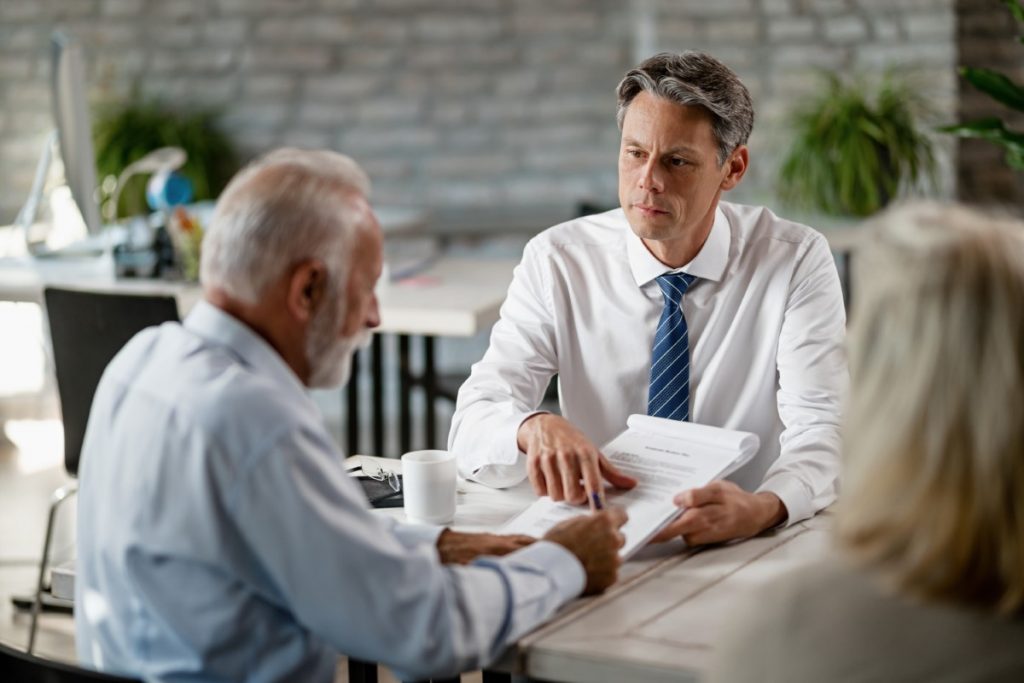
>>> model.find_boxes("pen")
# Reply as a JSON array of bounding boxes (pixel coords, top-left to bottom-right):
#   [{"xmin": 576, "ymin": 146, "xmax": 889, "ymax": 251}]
[{"xmin": 591, "ymin": 491, "xmax": 604, "ymax": 511}]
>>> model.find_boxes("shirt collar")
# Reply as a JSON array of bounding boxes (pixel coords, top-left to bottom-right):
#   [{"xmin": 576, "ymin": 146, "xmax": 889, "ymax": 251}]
[
  {"xmin": 184, "ymin": 299, "xmax": 311, "ymax": 400},
  {"xmin": 626, "ymin": 204, "xmax": 731, "ymax": 287}
]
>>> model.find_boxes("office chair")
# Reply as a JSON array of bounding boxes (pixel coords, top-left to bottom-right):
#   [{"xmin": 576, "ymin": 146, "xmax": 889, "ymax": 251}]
[
  {"xmin": 0, "ymin": 640, "xmax": 143, "ymax": 683},
  {"xmin": 21, "ymin": 288, "xmax": 180, "ymax": 654}
]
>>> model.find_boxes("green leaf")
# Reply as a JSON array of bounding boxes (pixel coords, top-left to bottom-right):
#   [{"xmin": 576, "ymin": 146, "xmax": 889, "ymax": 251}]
[
  {"xmin": 959, "ymin": 66, "xmax": 1024, "ymax": 112},
  {"xmin": 1003, "ymin": 0, "xmax": 1024, "ymax": 26},
  {"xmin": 938, "ymin": 117, "xmax": 1006, "ymax": 136},
  {"xmin": 942, "ymin": 117, "xmax": 1024, "ymax": 169},
  {"xmin": 941, "ymin": 117, "xmax": 1024, "ymax": 144}
]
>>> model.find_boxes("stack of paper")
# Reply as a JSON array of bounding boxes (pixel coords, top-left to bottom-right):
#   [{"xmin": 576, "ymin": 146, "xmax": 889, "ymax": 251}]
[{"xmin": 502, "ymin": 415, "xmax": 760, "ymax": 558}]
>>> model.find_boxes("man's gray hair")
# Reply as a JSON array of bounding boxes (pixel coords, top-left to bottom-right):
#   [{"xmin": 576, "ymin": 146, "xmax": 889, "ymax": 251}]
[
  {"xmin": 616, "ymin": 52, "xmax": 754, "ymax": 165},
  {"xmin": 200, "ymin": 148, "xmax": 372, "ymax": 304}
]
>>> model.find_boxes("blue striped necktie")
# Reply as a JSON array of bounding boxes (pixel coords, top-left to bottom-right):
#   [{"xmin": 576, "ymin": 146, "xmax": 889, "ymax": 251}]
[{"xmin": 648, "ymin": 272, "xmax": 699, "ymax": 421}]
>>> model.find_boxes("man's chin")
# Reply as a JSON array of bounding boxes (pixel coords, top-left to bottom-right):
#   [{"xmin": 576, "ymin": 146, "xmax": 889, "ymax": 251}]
[
  {"xmin": 308, "ymin": 356, "xmax": 352, "ymax": 390},
  {"xmin": 308, "ymin": 338, "xmax": 363, "ymax": 389},
  {"xmin": 626, "ymin": 208, "xmax": 675, "ymax": 234},
  {"xmin": 629, "ymin": 221, "xmax": 677, "ymax": 243}
]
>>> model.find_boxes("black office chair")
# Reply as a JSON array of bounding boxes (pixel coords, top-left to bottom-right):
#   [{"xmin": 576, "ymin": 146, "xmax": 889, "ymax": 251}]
[
  {"xmin": 20, "ymin": 288, "xmax": 180, "ymax": 654},
  {"xmin": 0, "ymin": 640, "xmax": 143, "ymax": 683}
]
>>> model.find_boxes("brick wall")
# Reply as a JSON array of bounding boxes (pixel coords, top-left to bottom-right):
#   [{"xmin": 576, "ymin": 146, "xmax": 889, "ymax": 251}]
[
  {"xmin": 0, "ymin": 0, "xmax": 1011, "ymax": 226},
  {"xmin": 0, "ymin": 0, "xmax": 628, "ymax": 224},
  {"xmin": 647, "ymin": 0, "xmax": 959, "ymax": 205}
]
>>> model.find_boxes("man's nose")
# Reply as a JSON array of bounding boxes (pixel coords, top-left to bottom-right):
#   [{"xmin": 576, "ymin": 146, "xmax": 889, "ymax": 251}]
[
  {"xmin": 366, "ymin": 294, "xmax": 381, "ymax": 330},
  {"xmin": 638, "ymin": 158, "xmax": 664, "ymax": 193}
]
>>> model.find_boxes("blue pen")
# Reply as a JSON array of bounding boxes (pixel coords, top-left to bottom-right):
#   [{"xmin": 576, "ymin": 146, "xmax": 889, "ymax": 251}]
[{"xmin": 591, "ymin": 491, "xmax": 604, "ymax": 510}]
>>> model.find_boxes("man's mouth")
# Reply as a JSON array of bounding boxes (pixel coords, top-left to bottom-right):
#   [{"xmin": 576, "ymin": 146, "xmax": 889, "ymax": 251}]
[{"xmin": 633, "ymin": 203, "xmax": 669, "ymax": 218}]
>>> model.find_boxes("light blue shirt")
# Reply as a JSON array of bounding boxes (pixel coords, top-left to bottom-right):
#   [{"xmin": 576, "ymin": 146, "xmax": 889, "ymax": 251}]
[{"xmin": 75, "ymin": 300, "xmax": 584, "ymax": 682}]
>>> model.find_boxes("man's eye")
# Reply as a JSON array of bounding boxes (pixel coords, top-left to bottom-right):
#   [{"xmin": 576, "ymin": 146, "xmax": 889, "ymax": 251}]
[
  {"xmin": 625, "ymin": 149, "xmax": 643, "ymax": 159},
  {"xmin": 670, "ymin": 157, "xmax": 687, "ymax": 167}
]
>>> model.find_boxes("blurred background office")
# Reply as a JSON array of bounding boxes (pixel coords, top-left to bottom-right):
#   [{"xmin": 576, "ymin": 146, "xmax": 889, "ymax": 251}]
[{"xmin": 1, "ymin": 0, "xmax": 1023, "ymax": 672}]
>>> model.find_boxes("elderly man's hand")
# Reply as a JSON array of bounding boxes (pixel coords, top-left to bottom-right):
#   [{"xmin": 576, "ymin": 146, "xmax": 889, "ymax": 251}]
[
  {"xmin": 650, "ymin": 481, "xmax": 788, "ymax": 546},
  {"xmin": 543, "ymin": 507, "xmax": 628, "ymax": 595},
  {"xmin": 517, "ymin": 414, "xmax": 638, "ymax": 506},
  {"xmin": 436, "ymin": 530, "xmax": 535, "ymax": 565}
]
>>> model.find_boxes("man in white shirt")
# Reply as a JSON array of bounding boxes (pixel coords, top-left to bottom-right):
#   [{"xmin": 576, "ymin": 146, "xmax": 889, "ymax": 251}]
[
  {"xmin": 75, "ymin": 148, "xmax": 627, "ymax": 682},
  {"xmin": 449, "ymin": 52, "xmax": 847, "ymax": 545}
]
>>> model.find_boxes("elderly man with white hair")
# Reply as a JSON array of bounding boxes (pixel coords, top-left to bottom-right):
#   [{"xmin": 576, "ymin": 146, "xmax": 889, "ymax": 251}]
[{"xmin": 74, "ymin": 148, "xmax": 627, "ymax": 683}]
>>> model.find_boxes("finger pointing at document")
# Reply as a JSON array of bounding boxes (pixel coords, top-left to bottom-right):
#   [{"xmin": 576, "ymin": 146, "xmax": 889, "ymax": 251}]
[{"xmin": 518, "ymin": 413, "xmax": 638, "ymax": 507}]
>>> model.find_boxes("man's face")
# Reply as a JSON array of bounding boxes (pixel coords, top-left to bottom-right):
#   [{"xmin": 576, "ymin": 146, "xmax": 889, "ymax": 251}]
[
  {"xmin": 306, "ymin": 207, "xmax": 383, "ymax": 389},
  {"xmin": 618, "ymin": 91, "xmax": 741, "ymax": 253}
]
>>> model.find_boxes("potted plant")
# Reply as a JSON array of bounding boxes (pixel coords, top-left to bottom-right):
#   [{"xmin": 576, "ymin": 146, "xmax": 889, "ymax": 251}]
[
  {"xmin": 940, "ymin": 0, "xmax": 1024, "ymax": 170},
  {"xmin": 93, "ymin": 99, "xmax": 238, "ymax": 221},
  {"xmin": 778, "ymin": 71, "xmax": 937, "ymax": 217}
]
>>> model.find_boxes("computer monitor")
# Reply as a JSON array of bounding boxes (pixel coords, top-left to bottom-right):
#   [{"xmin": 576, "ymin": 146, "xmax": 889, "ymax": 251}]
[{"xmin": 50, "ymin": 31, "xmax": 102, "ymax": 236}]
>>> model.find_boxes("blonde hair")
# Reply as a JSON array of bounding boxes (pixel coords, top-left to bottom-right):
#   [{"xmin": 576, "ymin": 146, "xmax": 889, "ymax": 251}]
[{"xmin": 838, "ymin": 201, "xmax": 1024, "ymax": 615}]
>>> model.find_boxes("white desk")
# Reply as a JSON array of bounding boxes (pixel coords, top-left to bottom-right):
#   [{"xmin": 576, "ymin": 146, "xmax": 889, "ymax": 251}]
[
  {"xmin": 0, "ymin": 254, "xmax": 513, "ymax": 321},
  {"xmin": 356, "ymin": 456, "xmax": 831, "ymax": 683},
  {"xmin": 0, "ymin": 254, "xmax": 517, "ymax": 457},
  {"xmin": 0, "ymin": 254, "xmax": 199, "ymax": 307},
  {"xmin": 521, "ymin": 515, "xmax": 831, "ymax": 683},
  {"xmin": 377, "ymin": 257, "xmax": 516, "ymax": 337}
]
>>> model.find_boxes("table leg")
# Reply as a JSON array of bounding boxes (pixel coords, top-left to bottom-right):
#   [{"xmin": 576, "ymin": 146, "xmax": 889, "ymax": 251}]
[
  {"xmin": 399, "ymin": 334, "xmax": 412, "ymax": 454},
  {"xmin": 346, "ymin": 349, "xmax": 361, "ymax": 456},
  {"xmin": 348, "ymin": 659, "xmax": 378, "ymax": 683},
  {"xmin": 372, "ymin": 334, "xmax": 385, "ymax": 457},
  {"xmin": 482, "ymin": 672, "xmax": 512, "ymax": 683},
  {"xmin": 841, "ymin": 251, "xmax": 853, "ymax": 313},
  {"xmin": 423, "ymin": 335, "xmax": 437, "ymax": 448}
]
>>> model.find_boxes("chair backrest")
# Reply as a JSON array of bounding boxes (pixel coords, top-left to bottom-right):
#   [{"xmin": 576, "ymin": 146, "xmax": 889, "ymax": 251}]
[
  {"xmin": 0, "ymin": 640, "xmax": 143, "ymax": 683},
  {"xmin": 43, "ymin": 287, "xmax": 180, "ymax": 476}
]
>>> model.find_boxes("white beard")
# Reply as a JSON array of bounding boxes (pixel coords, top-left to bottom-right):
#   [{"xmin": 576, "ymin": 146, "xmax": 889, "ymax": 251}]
[{"xmin": 306, "ymin": 304, "xmax": 371, "ymax": 389}]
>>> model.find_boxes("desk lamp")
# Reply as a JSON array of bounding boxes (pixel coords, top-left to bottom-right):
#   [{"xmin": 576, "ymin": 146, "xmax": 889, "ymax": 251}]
[{"xmin": 108, "ymin": 146, "xmax": 188, "ymax": 220}]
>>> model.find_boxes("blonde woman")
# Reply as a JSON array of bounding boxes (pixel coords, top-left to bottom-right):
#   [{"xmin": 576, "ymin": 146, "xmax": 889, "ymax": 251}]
[{"xmin": 708, "ymin": 202, "xmax": 1024, "ymax": 682}]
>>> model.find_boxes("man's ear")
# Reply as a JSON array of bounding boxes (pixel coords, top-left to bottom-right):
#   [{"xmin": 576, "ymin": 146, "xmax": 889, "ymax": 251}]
[
  {"xmin": 286, "ymin": 259, "xmax": 327, "ymax": 324},
  {"xmin": 720, "ymin": 145, "xmax": 749, "ymax": 191}
]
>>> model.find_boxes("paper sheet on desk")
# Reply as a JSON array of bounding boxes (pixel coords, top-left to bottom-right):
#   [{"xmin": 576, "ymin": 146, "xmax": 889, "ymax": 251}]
[{"xmin": 501, "ymin": 415, "xmax": 759, "ymax": 558}]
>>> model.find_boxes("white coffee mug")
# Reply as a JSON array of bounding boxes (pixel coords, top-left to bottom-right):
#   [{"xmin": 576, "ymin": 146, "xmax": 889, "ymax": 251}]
[{"xmin": 401, "ymin": 450, "xmax": 457, "ymax": 525}]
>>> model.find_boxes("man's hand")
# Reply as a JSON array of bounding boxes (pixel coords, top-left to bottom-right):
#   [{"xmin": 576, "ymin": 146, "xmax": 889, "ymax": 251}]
[
  {"xmin": 436, "ymin": 530, "xmax": 535, "ymax": 565},
  {"xmin": 543, "ymin": 507, "xmax": 628, "ymax": 595},
  {"xmin": 518, "ymin": 414, "xmax": 638, "ymax": 506},
  {"xmin": 650, "ymin": 481, "xmax": 788, "ymax": 546}
]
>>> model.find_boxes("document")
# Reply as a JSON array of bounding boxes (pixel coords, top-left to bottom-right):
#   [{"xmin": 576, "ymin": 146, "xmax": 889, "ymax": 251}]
[{"xmin": 502, "ymin": 415, "xmax": 759, "ymax": 558}]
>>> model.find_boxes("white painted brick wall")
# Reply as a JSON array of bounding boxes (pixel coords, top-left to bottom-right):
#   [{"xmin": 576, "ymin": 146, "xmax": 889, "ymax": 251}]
[
  {"xmin": 100, "ymin": 0, "xmax": 147, "ymax": 17},
  {"xmin": 823, "ymin": 15, "xmax": 870, "ymax": 43},
  {"xmin": 0, "ymin": 0, "xmax": 1000, "ymax": 223},
  {"xmin": 767, "ymin": 17, "xmax": 818, "ymax": 42}
]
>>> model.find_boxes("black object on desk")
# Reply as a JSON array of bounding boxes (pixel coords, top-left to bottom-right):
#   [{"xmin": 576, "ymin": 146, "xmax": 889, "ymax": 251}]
[{"xmin": 354, "ymin": 475, "xmax": 404, "ymax": 508}]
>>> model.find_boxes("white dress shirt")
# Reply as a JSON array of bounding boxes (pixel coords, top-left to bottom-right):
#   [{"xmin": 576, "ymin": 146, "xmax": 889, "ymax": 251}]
[
  {"xmin": 75, "ymin": 301, "xmax": 583, "ymax": 683},
  {"xmin": 449, "ymin": 202, "xmax": 847, "ymax": 525}
]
